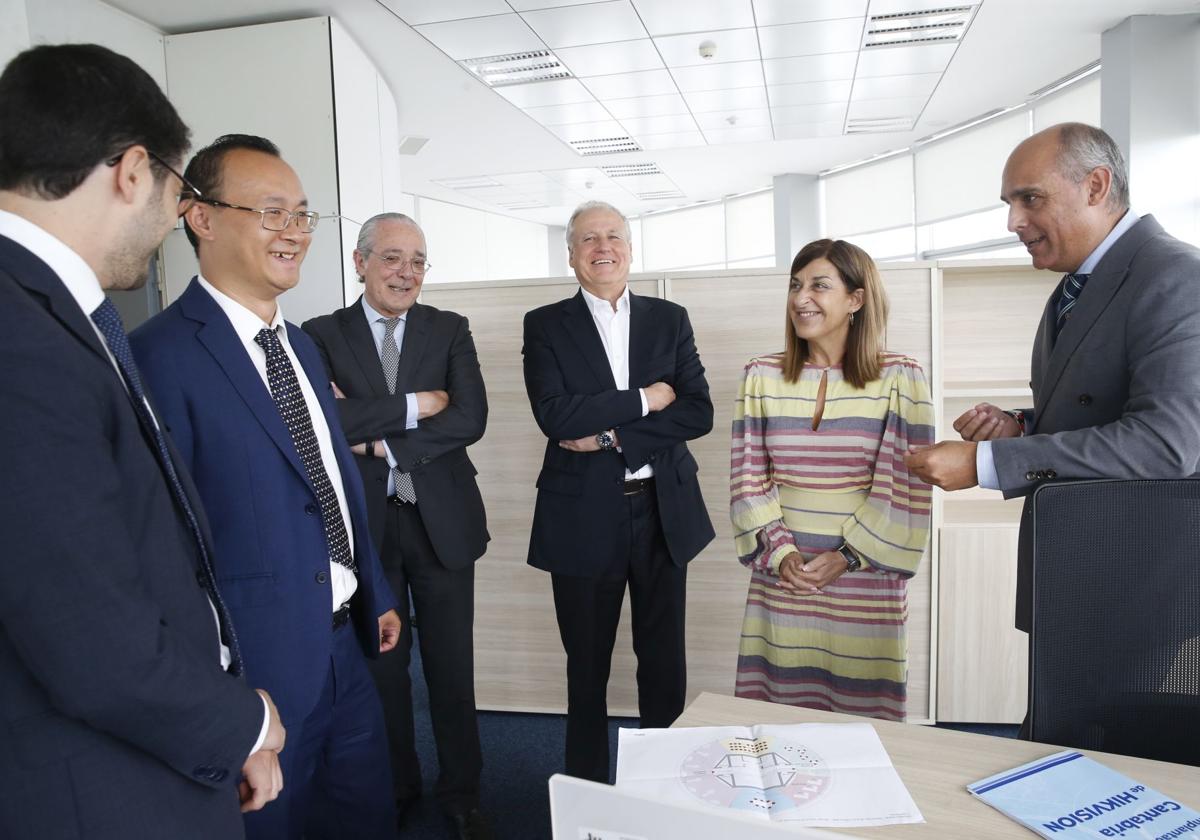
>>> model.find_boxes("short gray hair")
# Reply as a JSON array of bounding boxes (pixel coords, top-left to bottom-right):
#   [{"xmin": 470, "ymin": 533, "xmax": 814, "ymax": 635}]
[
  {"xmin": 1054, "ymin": 123, "xmax": 1130, "ymax": 212},
  {"xmin": 565, "ymin": 200, "xmax": 631, "ymax": 250},
  {"xmin": 356, "ymin": 212, "xmax": 421, "ymax": 255}
]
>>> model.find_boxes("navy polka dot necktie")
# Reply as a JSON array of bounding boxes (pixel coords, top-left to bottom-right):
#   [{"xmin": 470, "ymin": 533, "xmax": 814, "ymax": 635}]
[
  {"xmin": 90, "ymin": 298, "xmax": 243, "ymax": 674},
  {"xmin": 254, "ymin": 326, "xmax": 356, "ymax": 572}
]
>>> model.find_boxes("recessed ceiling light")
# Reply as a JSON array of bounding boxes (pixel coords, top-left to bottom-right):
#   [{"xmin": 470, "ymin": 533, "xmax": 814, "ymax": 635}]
[
  {"xmin": 567, "ymin": 135, "xmax": 642, "ymax": 156},
  {"xmin": 459, "ymin": 49, "xmax": 573, "ymax": 87},
  {"xmin": 864, "ymin": 5, "xmax": 978, "ymax": 48},
  {"xmin": 845, "ymin": 116, "xmax": 916, "ymax": 133},
  {"xmin": 600, "ymin": 163, "xmax": 663, "ymax": 178}
]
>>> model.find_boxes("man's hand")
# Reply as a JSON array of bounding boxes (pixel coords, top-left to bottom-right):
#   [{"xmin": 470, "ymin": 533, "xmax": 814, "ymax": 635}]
[
  {"xmin": 559, "ymin": 434, "xmax": 601, "ymax": 452},
  {"xmin": 415, "ymin": 390, "xmax": 449, "ymax": 419},
  {"xmin": 330, "ymin": 381, "xmax": 347, "ymax": 399},
  {"xmin": 777, "ymin": 551, "xmax": 846, "ymax": 594},
  {"xmin": 238, "ymin": 749, "xmax": 283, "ymax": 813},
  {"xmin": 905, "ymin": 441, "xmax": 979, "ymax": 490},
  {"xmin": 255, "ymin": 689, "xmax": 285, "ymax": 753},
  {"xmin": 644, "ymin": 381, "xmax": 676, "ymax": 412},
  {"xmin": 953, "ymin": 402, "xmax": 1020, "ymax": 441},
  {"xmin": 378, "ymin": 609, "xmax": 402, "ymax": 653}
]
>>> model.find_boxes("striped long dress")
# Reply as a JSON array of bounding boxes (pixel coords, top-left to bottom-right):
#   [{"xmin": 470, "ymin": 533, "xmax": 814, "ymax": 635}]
[{"xmin": 730, "ymin": 352, "xmax": 934, "ymax": 721}]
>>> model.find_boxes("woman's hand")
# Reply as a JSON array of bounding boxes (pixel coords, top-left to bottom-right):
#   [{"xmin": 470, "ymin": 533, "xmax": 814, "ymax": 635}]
[{"xmin": 777, "ymin": 550, "xmax": 847, "ymax": 595}]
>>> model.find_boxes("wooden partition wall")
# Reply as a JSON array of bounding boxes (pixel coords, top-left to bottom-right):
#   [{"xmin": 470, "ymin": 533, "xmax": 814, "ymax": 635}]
[{"xmin": 422, "ymin": 262, "xmax": 941, "ymax": 722}]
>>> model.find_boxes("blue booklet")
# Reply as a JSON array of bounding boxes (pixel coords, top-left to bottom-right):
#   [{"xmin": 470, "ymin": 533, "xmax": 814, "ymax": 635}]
[{"xmin": 968, "ymin": 751, "xmax": 1199, "ymax": 839}]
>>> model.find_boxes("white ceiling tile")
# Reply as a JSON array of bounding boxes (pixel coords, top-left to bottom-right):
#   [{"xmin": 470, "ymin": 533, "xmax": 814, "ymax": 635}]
[
  {"xmin": 452, "ymin": 185, "xmax": 525, "ymax": 199},
  {"xmin": 516, "ymin": 186, "xmax": 575, "ymax": 203},
  {"xmin": 767, "ymin": 79, "xmax": 852, "ymax": 106},
  {"xmin": 414, "ymin": 14, "xmax": 545, "ymax": 61},
  {"xmin": 847, "ymin": 96, "xmax": 928, "ymax": 119},
  {"xmin": 545, "ymin": 168, "xmax": 611, "ymax": 188},
  {"xmin": 851, "ymin": 72, "xmax": 940, "ymax": 102},
  {"xmin": 617, "ymin": 173, "xmax": 677, "ymax": 192},
  {"xmin": 693, "ymin": 108, "xmax": 772, "ymax": 130},
  {"xmin": 774, "ymin": 120, "xmax": 845, "ymax": 139},
  {"xmin": 509, "ymin": 0, "xmax": 602, "ymax": 9},
  {"xmin": 524, "ymin": 100, "xmax": 615, "ymax": 126},
  {"xmin": 602, "ymin": 93, "xmax": 690, "ymax": 119},
  {"xmin": 492, "ymin": 172, "xmax": 558, "ymax": 186},
  {"xmin": 555, "ymin": 39, "xmax": 664, "ymax": 77},
  {"xmin": 701, "ymin": 125, "xmax": 774, "ymax": 144},
  {"xmin": 855, "ymin": 43, "xmax": 956, "ymax": 77},
  {"xmin": 762, "ymin": 52, "xmax": 858, "ymax": 86},
  {"xmin": 669, "ymin": 60, "xmax": 764, "ymax": 93},
  {"xmin": 758, "ymin": 18, "xmax": 866, "ymax": 59},
  {"xmin": 631, "ymin": 0, "xmax": 755, "ymax": 35},
  {"xmin": 496, "ymin": 78, "xmax": 596, "ymax": 108},
  {"xmin": 379, "ymin": 0, "xmax": 511, "ymax": 26},
  {"xmin": 636, "ymin": 130, "xmax": 707, "ymax": 150},
  {"xmin": 581, "ymin": 69, "xmax": 679, "ymax": 99},
  {"xmin": 653, "ymin": 28, "xmax": 760, "ymax": 68},
  {"xmin": 619, "ymin": 113, "xmax": 700, "ymax": 135},
  {"xmin": 771, "ymin": 101, "xmax": 847, "ymax": 125},
  {"xmin": 521, "ymin": 1, "xmax": 648, "ymax": 49},
  {"xmin": 549, "ymin": 120, "xmax": 629, "ymax": 142},
  {"xmin": 683, "ymin": 87, "xmax": 768, "ymax": 113},
  {"xmin": 868, "ymin": 0, "xmax": 977, "ymax": 15},
  {"xmin": 752, "ymin": 0, "xmax": 868, "ymax": 26}
]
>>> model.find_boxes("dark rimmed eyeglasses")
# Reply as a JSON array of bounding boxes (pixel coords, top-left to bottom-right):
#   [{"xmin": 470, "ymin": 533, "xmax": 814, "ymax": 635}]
[
  {"xmin": 105, "ymin": 150, "xmax": 202, "ymax": 216},
  {"xmin": 193, "ymin": 198, "xmax": 320, "ymax": 234}
]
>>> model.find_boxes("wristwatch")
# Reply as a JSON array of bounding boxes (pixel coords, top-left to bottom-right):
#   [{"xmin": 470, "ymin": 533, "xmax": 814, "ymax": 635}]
[
  {"xmin": 838, "ymin": 543, "xmax": 862, "ymax": 573},
  {"xmin": 1003, "ymin": 409, "xmax": 1028, "ymax": 435},
  {"xmin": 595, "ymin": 430, "xmax": 616, "ymax": 451}
]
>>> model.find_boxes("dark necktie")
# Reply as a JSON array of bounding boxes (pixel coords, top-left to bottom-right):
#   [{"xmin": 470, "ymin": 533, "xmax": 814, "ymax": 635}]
[
  {"xmin": 90, "ymin": 299, "xmax": 242, "ymax": 674},
  {"xmin": 378, "ymin": 317, "xmax": 417, "ymax": 504},
  {"xmin": 1055, "ymin": 272, "xmax": 1090, "ymax": 333},
  {"xmin": 253, "ymin": 326, "xmax": 356, "ymax": 572}
]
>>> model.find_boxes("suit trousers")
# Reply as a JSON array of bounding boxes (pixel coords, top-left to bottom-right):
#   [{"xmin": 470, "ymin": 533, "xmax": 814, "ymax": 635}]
[
  {"xmin": 242, "ymin": 620, "xmax": 395, "ymax": 839},
  {"xmin": 370, "ymin": 499, "xmax": 482, "ymax": 810},
  {"xmin": 551, "ymin": 487, "xmax": 688, "ymax": 783}
]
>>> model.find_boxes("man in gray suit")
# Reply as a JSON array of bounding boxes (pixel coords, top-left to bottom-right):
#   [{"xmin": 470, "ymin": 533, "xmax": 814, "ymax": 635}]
[{"xmin": 906, "ymin": 122, "xmax": 1200, "ymax": 637}]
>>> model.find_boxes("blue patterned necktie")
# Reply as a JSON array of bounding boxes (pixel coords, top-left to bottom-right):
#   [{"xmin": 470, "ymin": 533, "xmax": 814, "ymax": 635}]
[
  {"xmin": 378, "ymin": 317, "xmax": 417, "ymax": 504},
  {"xmin": 1055, "ymin": 272, "xmax": 1090, "ymax": 333},
  {"xmin": 90, "ymin": 298, "xmax": 242, "ymax": 674},
  {"xmin": 253, "ymin": 326, "xmax": 356, "ymax": 572}
]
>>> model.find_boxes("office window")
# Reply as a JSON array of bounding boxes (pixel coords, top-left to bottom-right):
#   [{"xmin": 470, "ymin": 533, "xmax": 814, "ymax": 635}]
[
  {"xmin": 726, "ymin": 190, "xmax": 775, "ymax": 265},
  {"xmin": 641, "ymin": 202, "xmax": 725, "ymax": 271},
  {"xmin": 1034, "ymin": 74, "xmax": 1101, "ymax": 132},
  {"xmin": 417, "ymin": 197, "xmax": 550, "ymax": 283},
  {"xmin": 915, "ymin": 111, "xmax": 1028, "ymax": 225},
  {"xmin": 917, "ymin": 206, "xmax": 1015, "ymax": 258},
  {"xmin": 824, "ymin": 154, "xmax": 913, "ymax": 238}
]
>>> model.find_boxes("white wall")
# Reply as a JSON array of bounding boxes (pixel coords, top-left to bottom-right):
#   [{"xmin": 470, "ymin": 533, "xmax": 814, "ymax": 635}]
[
  {"xmin": 21, "ymin": 0, "xmax": 166, "ymax": 87},
  {"xmin": 0, "ymin": 0, "xmax": 30, "ymax": 69}
]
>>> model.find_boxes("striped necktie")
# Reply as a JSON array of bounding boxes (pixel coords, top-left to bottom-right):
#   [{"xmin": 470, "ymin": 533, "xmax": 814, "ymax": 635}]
[{"xmin": 1055, "ymin": 272, "xmax": 1090, "ymax": 333}]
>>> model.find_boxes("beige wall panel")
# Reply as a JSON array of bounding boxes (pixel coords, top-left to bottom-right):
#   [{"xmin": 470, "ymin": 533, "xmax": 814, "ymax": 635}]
[{"xmin": 937, "ymin": 525, "xmax": 1028, "ymax": 722}]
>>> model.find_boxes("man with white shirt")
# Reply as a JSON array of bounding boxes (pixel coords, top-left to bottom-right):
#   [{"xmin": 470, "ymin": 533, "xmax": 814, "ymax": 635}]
[
  {"xmin": 905, "ymin": 123, "xmax": 1200, "ymax": 725},
  {"xmin": 0, "ymin": 45, "xmax": 282, "ymax": 838},
  {"xmin": 129, "ymin": 134, "xmax": 400, "ymax": 838},
  {"xmin": 522, "ymin": 201, "xmax": 715, "ymax": 782}
]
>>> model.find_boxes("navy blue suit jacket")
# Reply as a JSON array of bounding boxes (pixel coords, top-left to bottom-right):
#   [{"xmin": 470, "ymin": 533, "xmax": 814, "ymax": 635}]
[
  {"xmin": 0, "ymin": 237, "xmax": 263, "ymax": 838},
  {"xmin": 130, "ymin": 278, "xmax": 397, "ymax": 726}
]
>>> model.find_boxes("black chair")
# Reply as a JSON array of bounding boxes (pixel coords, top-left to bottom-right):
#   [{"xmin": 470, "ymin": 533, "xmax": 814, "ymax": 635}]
[{"xmin": 1029, "ymin": 479, "xmax": 1200, "ymax": 766}]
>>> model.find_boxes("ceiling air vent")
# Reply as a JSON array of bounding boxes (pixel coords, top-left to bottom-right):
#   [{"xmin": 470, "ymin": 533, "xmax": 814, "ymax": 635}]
[
  {"xmin": 845, "ymin": 116, "xmax": 916, "ymax": 134},
  {"xmin": 497, "ymin": 199, "xmax": 548, "ymax": 210},
  {"xmin": 600, "ymin": 163, "xmax": 663, "ymax": 178},
  {"xmin": 568, "ymin": 136, "xmax": 642, "ymax": 156},
  {"xmin": 459, "ymin": 49, "xmax": 572, "ymax": 87},
  {"xmin": 864, "ymin": 5, "xmax": 976, "ymax": 48},
  {"xmin": 636, "ymin": 190, "xmax": 685, "ymax": 200}
]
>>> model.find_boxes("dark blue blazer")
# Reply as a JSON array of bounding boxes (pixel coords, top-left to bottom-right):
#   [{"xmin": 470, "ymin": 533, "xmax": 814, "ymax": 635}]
[
  {"xmin": 0, "ymin": 236, "xmax": 263, "ymax": 839},
  {"xmin": 130, "ymin": 278, "xmax": 397, "ymax": 727}
]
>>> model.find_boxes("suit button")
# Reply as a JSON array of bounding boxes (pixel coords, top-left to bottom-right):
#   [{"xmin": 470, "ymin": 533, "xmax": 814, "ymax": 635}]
[
  {"xmin": 1036, "ymin": 471, "xmax": 1047, "ymax": 480},
  {"xmin": 315, "ymin": 571, "xmax": 328, "ymax": 584},
  {"xmin": 1025, "ymin": 471, "xmax": 1037, "ymax": 481},
  {"xmin": 1046, "ymin": 469, "xmax": 1057, "ymax": 479},
  {"xmin": 304, "ymin": 503, "xmax": 317, "ymax": 515},
  {"xmin": 1079, "ymin": 393, "xmax": 1093, "ymax": 406}
]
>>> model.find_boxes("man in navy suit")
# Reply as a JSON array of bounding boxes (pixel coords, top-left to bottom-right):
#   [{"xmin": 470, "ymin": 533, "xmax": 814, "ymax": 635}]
[
  {"xmin": 0, "ymin": 46, "xmax": 282, "ymax": 838},
  {"xmin": 130, "ymin": 134, "xmax": 400, "ymax": 839}
]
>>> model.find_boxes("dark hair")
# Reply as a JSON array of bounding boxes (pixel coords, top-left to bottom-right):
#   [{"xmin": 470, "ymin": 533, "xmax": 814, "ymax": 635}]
[
  {"xmin": 182, "ymin": 134, "xmax": 281, "ymax": 250},
  {"xmin": 783, "ymin": 238, "xmax": 888, "ymax": 389},
  {"xmin": 0, "ymin": 43, "xmax": 189, "ymax": 199}
]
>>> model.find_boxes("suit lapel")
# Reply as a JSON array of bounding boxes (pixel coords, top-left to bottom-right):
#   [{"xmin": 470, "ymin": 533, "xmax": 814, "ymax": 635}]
[
  {"xmin": 627, "ymin": 290, "xmax": 652, "ymax": 386},
  {"xmin": 181, "ymin": 279, "xmax": 315, "ymax": 494},
  {"xmin": 340, "ymin": 298, "xmax": 389, "ymax": 396},
  {"xmin": 563, "ymin": 290, "xmax": 618, "ymax": 389}
]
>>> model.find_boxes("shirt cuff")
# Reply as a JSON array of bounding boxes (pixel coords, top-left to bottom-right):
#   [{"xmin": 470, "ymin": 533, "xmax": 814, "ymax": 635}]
[
  {"xmin": 637, "ymin": 388, "xmax": 649, "ymax": 417},
  {"xmin": 249, "ymin": 693, "xmax": 271, "ymax": 757},
  {"xmin": 404, "ymin": 392, "xmax": 419, "ymax": 430},
  {"xmin": 977, "ymin": 440, "xmax": 1001, "ymax": 490},
  {"xmin": 381, "ymin": 440, "xmax": 398, "ymax": 469}
]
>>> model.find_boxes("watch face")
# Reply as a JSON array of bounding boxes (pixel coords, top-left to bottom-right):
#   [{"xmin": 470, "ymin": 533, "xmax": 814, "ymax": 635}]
[{"xmin": 597, "ymin": 431, "xmax": 615, "ymax": 449}]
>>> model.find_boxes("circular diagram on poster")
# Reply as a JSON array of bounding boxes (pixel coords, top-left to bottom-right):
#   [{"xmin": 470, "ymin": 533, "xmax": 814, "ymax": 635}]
[{"xmin": 680, "ymin": 735, "xmax": 832, "ymax": 815}]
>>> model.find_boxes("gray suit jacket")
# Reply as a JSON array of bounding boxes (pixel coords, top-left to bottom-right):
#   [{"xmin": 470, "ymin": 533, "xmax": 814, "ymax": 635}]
[{"xmin": 991, "ymin": 215, "xmax": 1200, "ymax": 630}]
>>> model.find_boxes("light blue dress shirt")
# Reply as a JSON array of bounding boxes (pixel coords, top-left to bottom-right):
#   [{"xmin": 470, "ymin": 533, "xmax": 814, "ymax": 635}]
[
  {"xmin": 976, "ymin": 209, "xmax": 1140, "ymax": 489},
  {"xmin": 361, "ymin": 297, "xmax": 419, "ymax": 493}
]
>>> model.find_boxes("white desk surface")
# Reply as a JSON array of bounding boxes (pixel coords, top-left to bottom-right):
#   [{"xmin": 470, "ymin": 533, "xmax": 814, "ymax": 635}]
[{"xmin": 673, "ymin": 692, "xmax": 1200, "ymax": 839}]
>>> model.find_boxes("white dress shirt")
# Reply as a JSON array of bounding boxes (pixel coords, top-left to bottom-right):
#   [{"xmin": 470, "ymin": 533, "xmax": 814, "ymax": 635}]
[
  {"xmin": 196, "ymin": 276, "xmax": 358, "ymax": 611},
  {"xmin": 0, "ymin": 210, "xmax": 269, "ymax": 753},
  {"xmin": 976, "ymin": 209, "xmax": 1141, "ymax": 488},
  {"xmin": 360, "ymin": 297, "xmax": 420, "ymax": 495},
  {"xmin": 579, "ymin": 284, "xmax": 653, "ymax": 480}
]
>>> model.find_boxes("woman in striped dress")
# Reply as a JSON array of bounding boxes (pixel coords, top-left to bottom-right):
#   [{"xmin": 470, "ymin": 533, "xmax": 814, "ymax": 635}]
[{"xmin": 731, "ymin": 238, "xmax": 934, "ymax": 721}]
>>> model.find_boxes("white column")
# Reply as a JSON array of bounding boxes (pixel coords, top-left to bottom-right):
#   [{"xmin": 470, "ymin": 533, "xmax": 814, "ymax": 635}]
[
  {"xmin": 546, "ymin": 225, "xmax": 569, "ymax": 277},
  {"xmin": 1102, "ymin": 14, "xmax": 1200, "ymax": 246},
  {"xmin": 772, "ymin": 173, "xmax": 821, "ymax": 268}
]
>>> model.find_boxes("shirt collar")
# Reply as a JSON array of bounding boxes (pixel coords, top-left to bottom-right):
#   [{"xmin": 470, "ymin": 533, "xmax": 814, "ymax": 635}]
[
  {"xmin": 0, "ymin": 209, "xmax": 105, "ymax": 317},
  {"xmin": 196, "ymin": 274, "xmax": 285, "ymax": 344},
  {"xmin": 361, "ymin": 295, "xmax": 407, "ymax": 326},
  {"xmin": 1077, "ymin": 209, "xmax": 1139, "ymax": 275},
  {"xmin": 579, "ymin": 283, "xmax": 630, "ymax": 317}
]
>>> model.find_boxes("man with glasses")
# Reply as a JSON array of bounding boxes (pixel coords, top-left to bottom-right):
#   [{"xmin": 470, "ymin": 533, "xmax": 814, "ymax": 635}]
[
  {"xmin": 302, "ymin": 213, "xmax": 492, "ymax": 839},
  {"xmin": 130, "ymin": 135, "xmax": 401, "ymax": 839},
  {"xmin": 1, "ymin": 46, "xmax": 283, "ymax": 838}
]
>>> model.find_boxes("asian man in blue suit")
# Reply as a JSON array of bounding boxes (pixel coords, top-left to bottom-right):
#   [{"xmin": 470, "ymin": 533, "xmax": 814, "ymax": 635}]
[{"xmin": 130, "ymin": 134, "xmax": 401, "ymax": 839}]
